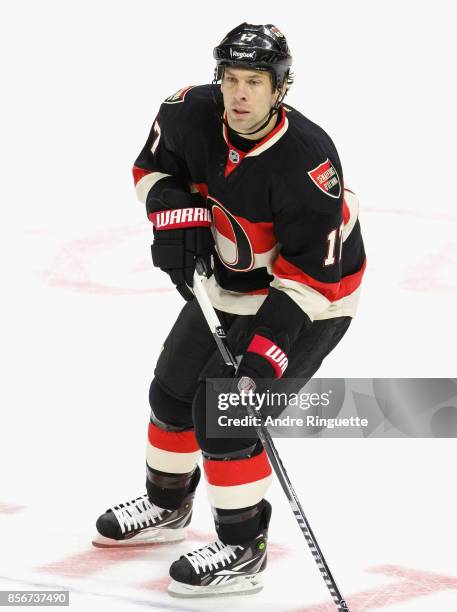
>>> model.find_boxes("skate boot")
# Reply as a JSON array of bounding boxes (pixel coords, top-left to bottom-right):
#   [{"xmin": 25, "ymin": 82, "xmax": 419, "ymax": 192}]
[
  {"xmin": 92, "ymin": 466, "xmax": 200, "ymax": 548},
  {"xmin": 168, "ymin": 500, "xmax": 271, "ymax": 597}
]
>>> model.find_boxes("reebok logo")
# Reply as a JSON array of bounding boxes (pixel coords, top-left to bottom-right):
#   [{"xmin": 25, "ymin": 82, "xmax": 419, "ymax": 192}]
[{"xmin": 230, "ymin": 48, "xmax": 256, "ymax": 60}]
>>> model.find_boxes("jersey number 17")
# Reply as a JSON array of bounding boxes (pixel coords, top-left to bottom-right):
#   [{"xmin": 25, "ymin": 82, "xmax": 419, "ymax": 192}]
[{"xmin": 324, "ymin": 222, "xmax": 344, "ymax": 266}]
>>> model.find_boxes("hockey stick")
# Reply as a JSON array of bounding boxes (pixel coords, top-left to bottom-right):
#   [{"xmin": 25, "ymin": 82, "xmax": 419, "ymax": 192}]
[{"xmin": 193, "ymin": 258, "xmax": 350, "ymax": 612}]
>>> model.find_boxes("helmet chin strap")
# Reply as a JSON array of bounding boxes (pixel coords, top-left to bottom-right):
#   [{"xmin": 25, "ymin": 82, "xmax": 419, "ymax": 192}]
[
  {"xmin": 211, "ymin": 80, "xmax": 287, "ymax": 138},
  {"xmin": 223, "ymin": 106, "xmax": 277, "ymax": 137}
]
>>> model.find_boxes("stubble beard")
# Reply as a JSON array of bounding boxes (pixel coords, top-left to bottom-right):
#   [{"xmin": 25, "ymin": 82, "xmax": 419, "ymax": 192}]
[{"xmin": 229, "ymin": 108, "xmax": 272, "ymax": 137}]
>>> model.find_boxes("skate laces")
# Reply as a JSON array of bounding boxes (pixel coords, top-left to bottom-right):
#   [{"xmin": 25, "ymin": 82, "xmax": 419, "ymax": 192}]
[
  {"xmin": 111, "ymin": 495, "xmax": 165, "ymax": 535},
  {"xmin": 185, "ymin": 540, "xmax": 243, "ymax": 575}
]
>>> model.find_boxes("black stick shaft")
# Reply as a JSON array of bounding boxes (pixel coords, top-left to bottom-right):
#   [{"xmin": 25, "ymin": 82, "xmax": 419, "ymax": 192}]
[{"xmin": 192, "ymin": 263, "xmax": 350, "ymax": 612}]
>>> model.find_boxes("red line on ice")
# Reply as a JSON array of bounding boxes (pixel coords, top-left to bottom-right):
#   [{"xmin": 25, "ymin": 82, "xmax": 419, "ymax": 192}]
[
  {"xmin": 38, "ymin": 224, "xmax": 174, "ymax": 296},
  {"xmin": 36, "ymin": 547, "xmax": 152, "ymax": 578},
  {"xmin": 36, "ymin": 531, "xmax": 293, "ymax": 581},
  {"xmin": 0, "ymin": 502, "xmax": 25, "ymax": 514}
]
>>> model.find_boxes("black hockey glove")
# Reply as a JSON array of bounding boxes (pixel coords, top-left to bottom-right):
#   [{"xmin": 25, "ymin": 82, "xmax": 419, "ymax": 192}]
[
  {"xmin": 147, "ymin": 189, "xmax": 213, "ymax": 301},
  {"xmin": 236, "ymin": 326, "xmax": 290, "ymax": 387},
  {"xmin": 234, "ymin": 288, "xmax": 306, "ymax": 389},
  {"xmin": 206, "ymin": 327, "xmax": 291, "ymax": 424},
  {"xmin": 211, "ymin": 327, "xmax": 290, "ymax": 389}
]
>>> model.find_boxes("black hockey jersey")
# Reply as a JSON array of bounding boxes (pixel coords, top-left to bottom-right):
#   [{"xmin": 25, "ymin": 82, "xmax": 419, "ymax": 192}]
[{"xmin": 133, "ymin": 85, "xmax": 366, "ymax": 344}]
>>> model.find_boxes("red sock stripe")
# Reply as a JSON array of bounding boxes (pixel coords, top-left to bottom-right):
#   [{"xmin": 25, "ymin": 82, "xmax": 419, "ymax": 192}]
[
  {"xmin": 147, "ymin": 423, "xmax": 200, "ymax": 453},
  {"xmin": 192, "ymin": 182, "xmax": 208, "ymax": 199},
  {"xmin": 204, "ymin": 449, "xmax": 272, "ymax": 487}
]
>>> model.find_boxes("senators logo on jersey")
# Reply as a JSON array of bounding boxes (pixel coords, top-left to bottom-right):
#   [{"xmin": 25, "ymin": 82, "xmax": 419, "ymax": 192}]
[
  {"xmin": 210, "ymin": 198, "xmax": 254, "ymax": 272},
  {"xmin": 308, "ymin": 159, "xmax": 341, "ymax": 199}
]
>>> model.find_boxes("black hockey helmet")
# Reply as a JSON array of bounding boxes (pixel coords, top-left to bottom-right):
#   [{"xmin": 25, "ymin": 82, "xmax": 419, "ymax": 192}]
[{"xmin": 213, "ymin": 23, "xmax": 292, "ymax": 91}]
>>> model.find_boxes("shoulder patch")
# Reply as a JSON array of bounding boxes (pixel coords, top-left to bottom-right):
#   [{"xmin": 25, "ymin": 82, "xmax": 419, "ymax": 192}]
[
  {"xmin": 307, "ymin": 158, "xmax": 341, "ymax": 199},
  {"xmin": 163, "ymin": 85, "xmax": 195, "ymax": 104}
]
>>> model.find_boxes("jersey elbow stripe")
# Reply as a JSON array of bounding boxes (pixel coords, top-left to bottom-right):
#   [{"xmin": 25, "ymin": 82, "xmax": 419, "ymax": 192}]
[
  {"xmin": 132, "ymin": 165, "xmax": 150, "ymax": 185},
  {"xmin": 342, "ymin": 189, "xmax": 360, "ymax": 240},
  {"xmin": 273, "ymin": 255, "xmax": 366, "ymax": 302},
  {"xmin": 271, "ymin": 277, "xmax": 330, "ymax": 320},
  {"xmin": 133, "ymin": 168, "xmax": 172, "ymax": 203}
]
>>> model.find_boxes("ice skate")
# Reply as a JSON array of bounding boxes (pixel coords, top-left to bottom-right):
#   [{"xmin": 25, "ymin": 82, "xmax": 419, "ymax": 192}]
[
  {"xmin": 167, "ymin": 529, "xmax": 268, "ymax": 597},
  {"xmin": 92, "ymin": 492, "xmax": 194, "ymax": 548}
]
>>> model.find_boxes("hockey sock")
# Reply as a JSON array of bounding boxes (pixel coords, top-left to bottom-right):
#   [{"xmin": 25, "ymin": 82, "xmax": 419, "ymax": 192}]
[
  {"xmin": 146, "ymin": 464, "xmax": 201, "ymax": 510},
  {"xmin": 213, "ymin": 499, "xmax": 272, "ymax": 545},
  {"xmin": 146, "ymin": 422, "xmax": 201, "ymax": 510}
]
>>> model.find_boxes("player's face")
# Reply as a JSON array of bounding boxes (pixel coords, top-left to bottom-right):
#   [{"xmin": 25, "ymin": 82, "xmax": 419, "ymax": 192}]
[{"xmin": 221, "ymin": 67, "xmax": 280, "ymax": 138}]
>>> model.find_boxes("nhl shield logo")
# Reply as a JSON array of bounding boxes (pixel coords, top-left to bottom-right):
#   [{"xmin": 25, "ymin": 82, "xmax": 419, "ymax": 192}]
[
  {"xmin": 307, "ymin": 159, "xmax": 341, "ymax": 199},
  {"xmin": 229, "ymin": 149, "xmax": 240, "ymax": 164}
]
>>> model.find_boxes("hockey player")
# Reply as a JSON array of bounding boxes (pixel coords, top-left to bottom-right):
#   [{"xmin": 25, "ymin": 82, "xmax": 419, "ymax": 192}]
[{"xmin": 93, "ymin": 23, "xmax": 366, "ymax": 597}]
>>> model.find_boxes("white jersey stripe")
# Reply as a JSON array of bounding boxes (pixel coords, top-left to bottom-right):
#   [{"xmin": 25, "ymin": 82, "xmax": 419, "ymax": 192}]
[
  {"xmin": 203, "ymin": 274, "xmax": 362, "ymax": 320},
  {"xmin": 203, "ymin": 275, "xmax": 266, "ymax": 315},
  {"xmin": 135, "ymin": 171, "xmax": 171, "ymax": 204},
  {"xmin": 270, "ymin": 276, "xmax": 331, "ymax": 321},
  {"xmin": 246, "ymin": 117, "xmax": 289, "ymax": 157},
  {"xmin": 342, "ymin": 189, "xmax": 359, "ymax": 241}
]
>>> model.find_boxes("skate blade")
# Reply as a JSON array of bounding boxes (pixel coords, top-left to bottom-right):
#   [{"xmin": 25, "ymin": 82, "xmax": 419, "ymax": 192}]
[
  {"xmin": 92, "ymin": 527, "xmax": 186, "ymax": 548},
  {"xmin": 168, "ymin": 573, "xmax": 264, "ymax": 598}
]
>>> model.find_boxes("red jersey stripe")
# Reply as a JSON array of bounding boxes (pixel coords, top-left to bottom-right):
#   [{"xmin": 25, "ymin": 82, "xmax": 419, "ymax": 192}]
[
  {"xmin": 273, "ymin": 255, "xmax": 367, "ymax": 302},
  {"xmin": 204, "ymin": 449, "xmax": 272, "ymax": 486},
  {"xmin": 211, "ymin": 208, "xmax": 276, "ymax": 253},
  {"xmin": 343, "ymin": 197, "xmax": 350, "ymax": 225},
  {"xmin": 193, "ymin": 182, "xmax": 209, "ymax": 199},
  {"xmin": 222, "ymin": 107, "xmax": 285, "ymax": 158},
  {"xmin": 245, "ymin": 287, "xmax": 269, "ymax": 295},
  {"xmin": 132, "ymin": 165, "xmax": 151, "ymax": 186},
  {"xmin": 147, "ymin": 423, "xmax": 200, "ymax": 453},
  {"xmin": 224, "ymin": 146, "xmax": 247, "ymax": 178}
]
